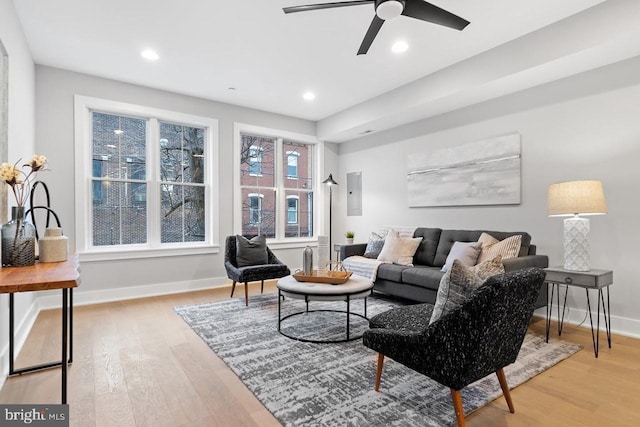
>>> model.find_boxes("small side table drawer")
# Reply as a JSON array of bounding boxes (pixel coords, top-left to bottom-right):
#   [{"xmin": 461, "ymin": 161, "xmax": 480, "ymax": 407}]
[
  {"xmin": 544, "ymin": 268, "xmax": 613, "ymax": 289},
  {"xmin": 545, "ymin": 270, "xmax": 596, "ymax": 287}
]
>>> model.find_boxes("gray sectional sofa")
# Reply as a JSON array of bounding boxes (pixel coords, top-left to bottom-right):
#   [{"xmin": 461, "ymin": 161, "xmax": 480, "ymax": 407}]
[{"xmin": 339, "ymin": 228, "xmax": 548, "ymax": 308}]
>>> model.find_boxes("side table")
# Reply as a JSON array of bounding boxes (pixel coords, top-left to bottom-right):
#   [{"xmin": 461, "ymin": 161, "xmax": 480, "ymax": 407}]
[
  {"xmin": 0, "ymin": 257, "xmax": 79, "ymax": 403},
  {"xmin": 544, "ymin": 267, "xmax": 613, "ymax": 358}
]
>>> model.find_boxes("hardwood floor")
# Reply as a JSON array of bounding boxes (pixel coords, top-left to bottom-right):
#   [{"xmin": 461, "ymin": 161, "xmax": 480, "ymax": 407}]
[{"xmin": 2, "ymin": 281, "xmax": 639, "ymax": 426}]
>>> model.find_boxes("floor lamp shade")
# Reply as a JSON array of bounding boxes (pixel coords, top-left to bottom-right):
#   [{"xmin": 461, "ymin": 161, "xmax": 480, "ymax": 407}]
[{"xmin": 548, "ymin": 180, "xmax": 607, "ymax": 271}]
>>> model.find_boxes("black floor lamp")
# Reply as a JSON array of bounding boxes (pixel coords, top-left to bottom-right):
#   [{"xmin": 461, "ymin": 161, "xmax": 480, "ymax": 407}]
[{"xmin": 322, "ymin": 173, "xmax": 338, "ymax": 261}]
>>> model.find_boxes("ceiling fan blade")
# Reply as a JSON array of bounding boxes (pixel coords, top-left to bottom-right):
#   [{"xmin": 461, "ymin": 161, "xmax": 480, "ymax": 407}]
[
  {"xmin": 357, "ymin": 15, "xmax": 384, "ymax": 55},
  {"xmin": 401, "ymin": 0, "xmax": 470, "ymax": 30},
  {"xmin": 283, "ymin": 1, "xmax": 373, "ymax": 14}
]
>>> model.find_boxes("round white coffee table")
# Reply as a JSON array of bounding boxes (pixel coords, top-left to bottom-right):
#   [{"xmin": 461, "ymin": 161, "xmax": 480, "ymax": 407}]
[{"xmin": 277, "ymin": 274, "xmax": 374, "ymax": 343}]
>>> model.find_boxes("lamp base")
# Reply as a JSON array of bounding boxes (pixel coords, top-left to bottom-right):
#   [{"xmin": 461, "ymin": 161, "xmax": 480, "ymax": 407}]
[{"xmin": 563, "ymin": 217, "xmax": 590, "ymax": 271}]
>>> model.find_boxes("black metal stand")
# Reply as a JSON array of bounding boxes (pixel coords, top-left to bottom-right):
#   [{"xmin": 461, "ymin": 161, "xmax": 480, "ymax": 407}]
[
  {"xmin": 545, "ymin": 282, "xmax": 611, "ymax": 358},
  {"xmin": 8, "ymin": 288, "xmax": 73, "ymax": 403},
  {"xmin": 277, "ymin": 289, "xmax": 369, "ymax": 344}
]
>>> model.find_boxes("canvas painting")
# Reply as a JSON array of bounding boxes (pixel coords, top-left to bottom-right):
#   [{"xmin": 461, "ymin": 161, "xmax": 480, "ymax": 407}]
[{"xmin": 407, "ymin": 133, "xmax": 521, "ymax": 207}]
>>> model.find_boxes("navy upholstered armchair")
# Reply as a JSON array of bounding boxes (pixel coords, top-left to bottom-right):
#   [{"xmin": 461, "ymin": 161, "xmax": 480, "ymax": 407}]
[
  {"xmin": 363, "ymin": 268, "xmax": 546, "ymax": 427},
  {"xmin": 224, "ymin": 236, "xmax": 290, "ymax": 306}
]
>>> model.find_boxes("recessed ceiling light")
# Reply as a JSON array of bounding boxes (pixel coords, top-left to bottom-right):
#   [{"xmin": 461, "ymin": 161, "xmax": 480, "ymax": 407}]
[
  {"xmin": 392, "ymin": 40, "xmax": 409, "ymax": 54},
  {"xmin": 141, "ymin": 49, "xmax": 159, "ymax": 61},
  {"xmin": 303, "ymin": 92, "xmax": 316, "ymax": 101}
]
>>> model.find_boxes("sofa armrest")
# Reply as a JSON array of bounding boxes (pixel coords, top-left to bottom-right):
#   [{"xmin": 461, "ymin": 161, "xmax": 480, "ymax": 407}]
[
  {"xmin": 339, "ymin": 243, "xmax": 367, "ymax": 260},
  {"xmin": 503, "ymin": 255, "xmax": 548, "ymax": 272}
]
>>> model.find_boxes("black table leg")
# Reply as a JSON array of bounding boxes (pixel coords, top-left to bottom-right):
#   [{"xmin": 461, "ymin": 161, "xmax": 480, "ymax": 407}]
[
  {"xmin": 62, "ymin": 288, "xmax": 68, "ymax": 404},
  {"xmin": 604, "ymin": 287, "xmax": 612, "ymax": 348},
  {"xmin": 278, "ymin": 289, "xmax": 282, "ymax": 331},
  {"xmin": 545, "ymin": 283, "xmax": 554, "ymax": 342},
  {"xmin": 585, "ymin": 289, "xmax": 598, "ymax": 358},
  {"xmin": 9, "ymin": 293, "xmax": 15, "ymax": 374},
  {"xmin": 69, "ymin": 288, "xmax": 73, "ymax": 363},
  {"xmin": 346, "ymin": 296, "xmax": 350, "ymax": 341}
]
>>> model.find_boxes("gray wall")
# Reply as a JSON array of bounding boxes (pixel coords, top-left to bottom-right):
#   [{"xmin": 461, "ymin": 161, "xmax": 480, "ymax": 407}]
[
  {"xmin": 35, "ymin": 66, "xmax": 322, "ymax": 302},
  {"xmin": 335, "ymin": 57, "xmax": 640, "ymax": 337}
]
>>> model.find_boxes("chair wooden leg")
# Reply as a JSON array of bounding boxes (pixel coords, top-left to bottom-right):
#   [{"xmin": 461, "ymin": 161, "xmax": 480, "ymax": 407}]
[
  {"xmin": 261, "ymin": 280, "xmax": 264, "ymax": 294},
  {"xmin": 450, "ymin": 389, "xmax": 466, "ymax": 427},
  {"xmin": 244, "ymin": 282, "xmax": 249, "ymax": 306},
  {"xmin": 230, "ymin": 281, "xmax": 237, "ymax": 298},
  {"xmin": 496, "ymin": 368, "xmax": 515, "ymax": 413},
  {"xmin": 374, "ymin": 353, "xmax": 384, "ymax": 392}
]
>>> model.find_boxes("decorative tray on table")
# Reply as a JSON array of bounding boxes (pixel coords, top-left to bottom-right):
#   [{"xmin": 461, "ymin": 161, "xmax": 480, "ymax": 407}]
[{"xmin": 293, "ymin": 270, "xmax": 353, "ymax": 285}]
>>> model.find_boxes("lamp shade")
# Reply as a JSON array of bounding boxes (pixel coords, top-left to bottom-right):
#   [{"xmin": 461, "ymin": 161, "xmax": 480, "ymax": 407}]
[
  {"xmin": 322, "ymin": 173, "xmax": 338, "ymax": 186},
  {"xmin": 547, "ymin": 180, "xmax": 607, "ymax": 217}
]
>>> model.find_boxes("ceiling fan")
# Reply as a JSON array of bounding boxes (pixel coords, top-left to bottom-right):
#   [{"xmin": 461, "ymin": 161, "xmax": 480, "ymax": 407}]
[{"xmin": 283, "ymin": 0, "xmax": 470, "ymax": 55}]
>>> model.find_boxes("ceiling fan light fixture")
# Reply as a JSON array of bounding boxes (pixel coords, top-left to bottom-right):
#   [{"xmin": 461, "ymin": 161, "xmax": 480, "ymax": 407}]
[{"xmin": 375, "ymin": 0, "xmax": 405, "ymax": 21}]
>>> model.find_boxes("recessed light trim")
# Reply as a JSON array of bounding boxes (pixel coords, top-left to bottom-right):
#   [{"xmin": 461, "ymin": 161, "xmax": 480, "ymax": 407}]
[
  {"xmin": 303, "ymin": 91, "xmax": 316, "ymax": 101},
  {"xmin": 141, "ymin": 49, "xmax": 159, "ymax": 61},
  {"xmin": 392, "ymin": 40, "xmax": 409, "ymax": 54}
]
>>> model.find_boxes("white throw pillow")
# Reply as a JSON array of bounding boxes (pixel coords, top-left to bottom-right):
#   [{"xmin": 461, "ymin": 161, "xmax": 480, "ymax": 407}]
[
  {"xmin": 376, "ymin": 229, "xmax": 422, "ymax": 266},
  {"xmin": 477, "ymin": 233, "xmax": 522, "ymax": 264},
  {"xmin": 440, "ymin": 241, "xmax": 482, "ymax": 273}
]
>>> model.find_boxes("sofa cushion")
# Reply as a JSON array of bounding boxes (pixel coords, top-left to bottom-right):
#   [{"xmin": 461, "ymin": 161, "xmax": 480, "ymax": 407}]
[
  {"xmin": 377, "ymin": 229, "xmax": 422, "ymax": 266},
  {"xmin": 363, "ymin": 232, "xmax": 385, "ymax": 258},
  {"xmin": 401, "ymin": 266, "xmax": 445, "ymax": 290},
  {"xmin": 376, "ymin": 264, "xmax": 408, "ymax": 282},
  {"xmin": 433, "ymin": 230, "xmax": 483, "ymax": 267},
  {"xmin": 429, "ymin": 255, "xmax": 505, "ymax": 324},
  {"xmin": 433, "ymin": 229, "xmax": 532, "ymax": 266},
  {"xmin": 477, "ymin": 232, "xmax": 522, "ymax": 263},
  {"xmin": 235, "ymin": 235, "xmax": 268, "ymax": 267},
  {"xmin": 411, "ymin": 228, "xmax": 442, "ymax": 267},
  {"xmin": 441, "ymin": 241, "xmax": 482, "ymax": 272}
]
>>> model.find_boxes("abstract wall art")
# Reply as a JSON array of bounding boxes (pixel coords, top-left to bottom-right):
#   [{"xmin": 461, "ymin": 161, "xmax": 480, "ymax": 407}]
[{"xmin": 407, "ymin": 133, "xmax": 521, "ymax": 207}]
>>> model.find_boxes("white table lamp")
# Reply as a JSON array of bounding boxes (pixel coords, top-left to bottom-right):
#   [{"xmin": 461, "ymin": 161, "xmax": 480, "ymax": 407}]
[{"xmin": 548, "ymin": 180, "xmax": 607, "ymax": 271}]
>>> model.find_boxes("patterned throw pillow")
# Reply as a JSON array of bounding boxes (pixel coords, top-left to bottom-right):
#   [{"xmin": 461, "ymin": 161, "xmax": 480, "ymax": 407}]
[
  {"xmin": 376, "ymin": 229, "xmax": 422, "ymax": 266},
  {"xmin": 363, "ymin": 232, "xmax": 385, "ymax": 258},
  {"xmin": 440, "ymin": 241, "xmax": 482, "ymax": 273},
  {"xmin": 477, "ymin": 233, "xmax": 522, "ymax": 264},
  {"xmin": 429, "ymin": 255, "xmax": 505, "ymax": 324},
  {"xmin": 236, "ymin": 235, "xmax": 268, "ymax": 267}
]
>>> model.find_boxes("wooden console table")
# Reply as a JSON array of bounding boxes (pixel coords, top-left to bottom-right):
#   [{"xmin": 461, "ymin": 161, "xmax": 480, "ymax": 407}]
[{"xmin": 0, "ymin": 257, "xmax": 79, "ymax": 404}]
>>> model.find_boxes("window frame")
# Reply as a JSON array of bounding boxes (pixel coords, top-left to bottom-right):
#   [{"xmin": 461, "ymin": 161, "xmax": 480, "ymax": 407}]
[
  {"xmin": 233, "ymin": 123, "xmax": 323, "ymax": 249},
  {"xmin": 74, "ymin": 95, "xmax": 220, "ymax": 261},
  {"xmin": 286, "ymin": 151, "xmax": 299, "ymax": 179},
  {"xmin": 248, "ymin": 193, "xmax": 264, "ymax": 225}
]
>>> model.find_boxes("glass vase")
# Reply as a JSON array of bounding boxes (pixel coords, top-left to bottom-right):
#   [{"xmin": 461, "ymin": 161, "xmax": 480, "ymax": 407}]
[{"xmin": 2, "ymin": 206, "xmax": 36, "ymax": 267}]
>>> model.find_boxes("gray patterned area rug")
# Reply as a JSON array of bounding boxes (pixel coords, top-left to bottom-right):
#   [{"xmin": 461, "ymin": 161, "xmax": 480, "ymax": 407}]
[{"xmin": 175, "ymin": 294, "xmax": 581, "ymax": 427}]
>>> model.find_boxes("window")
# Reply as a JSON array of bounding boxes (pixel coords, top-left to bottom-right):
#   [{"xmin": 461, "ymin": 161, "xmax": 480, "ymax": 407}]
[
  {"xmin": 248, "ymin": 194, "xmax": 263, "ymax": 224},
  {"xmin": 92, "ymin": 160, "xmax": 103, "ymax": 203},
  {"xmin": 287, "ymin": 196, "xmax": 298, "ymax": 224},
  {"xmin": 287, "ymin": 152, "xmax": 299, "ymax": 178},
  {"xmin": 235, "ymin": 123, "xmax": 319, "ymax": 241},
  {"xmin": 249, "ymin": 146, "xmax": 263, "ymax": 175},
  {"xmin": 75, "ymin": 96, "xmax": 219, "ymax": 258}
]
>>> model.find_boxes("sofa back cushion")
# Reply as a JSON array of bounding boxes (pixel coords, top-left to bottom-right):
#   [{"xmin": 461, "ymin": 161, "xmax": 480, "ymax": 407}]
[
  {"xmin": 433, "ymin": 229, "xmax": 531, "ymax": 267},
  {"xmin": 411, "ymin": 228, "xmax": 442, "ymax": 267}
]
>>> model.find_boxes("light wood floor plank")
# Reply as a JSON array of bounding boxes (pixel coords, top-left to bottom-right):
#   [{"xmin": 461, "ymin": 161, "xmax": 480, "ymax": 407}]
[{"xmin": 2, "ymin": 281, "xmax": 639, "ymax": 426}]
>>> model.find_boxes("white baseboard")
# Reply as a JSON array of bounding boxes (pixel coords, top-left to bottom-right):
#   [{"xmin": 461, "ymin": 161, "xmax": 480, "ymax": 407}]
[
  {"xmin": 0, "ymin": 297, "xmax": 41, "ymax": 390},
  {"xmin": 37, "ymin": 276, "xmax": 230, "ymax": 310},
  {"xmin": 533, "ymin": 307, "xmax": 640, "ymax": 339}
]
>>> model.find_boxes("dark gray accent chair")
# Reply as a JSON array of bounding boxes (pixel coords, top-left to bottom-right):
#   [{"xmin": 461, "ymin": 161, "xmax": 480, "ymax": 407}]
[
  {"xmin": 363, "ymin": 268, "xmax": 546, "ymax": 427},
  {"xmin": 224, "ymin": 236, "xmax": 290, "ymax": 306}
]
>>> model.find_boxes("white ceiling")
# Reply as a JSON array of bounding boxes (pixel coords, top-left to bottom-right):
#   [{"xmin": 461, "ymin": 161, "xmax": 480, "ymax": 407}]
[{"xmin": 14, "ymin": 0, "xmax": 640, "ymax": 142}]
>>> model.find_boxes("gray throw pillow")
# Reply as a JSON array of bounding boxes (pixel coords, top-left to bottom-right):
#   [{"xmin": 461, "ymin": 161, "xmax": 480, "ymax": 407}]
[
  {"xmin": 236, "ymin": 235, "xmax": 268, "ymax": 267},
  {"xmin": 363, "ymin": 232, "xmax": 385, "ymax": 258},
  {"xmin": 429, "ymin": 255, "xmax": 504, "ymax": 324},
  {"xmin": 440, "ymin": 241, "xmax": 482, "ymax": 272}
]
